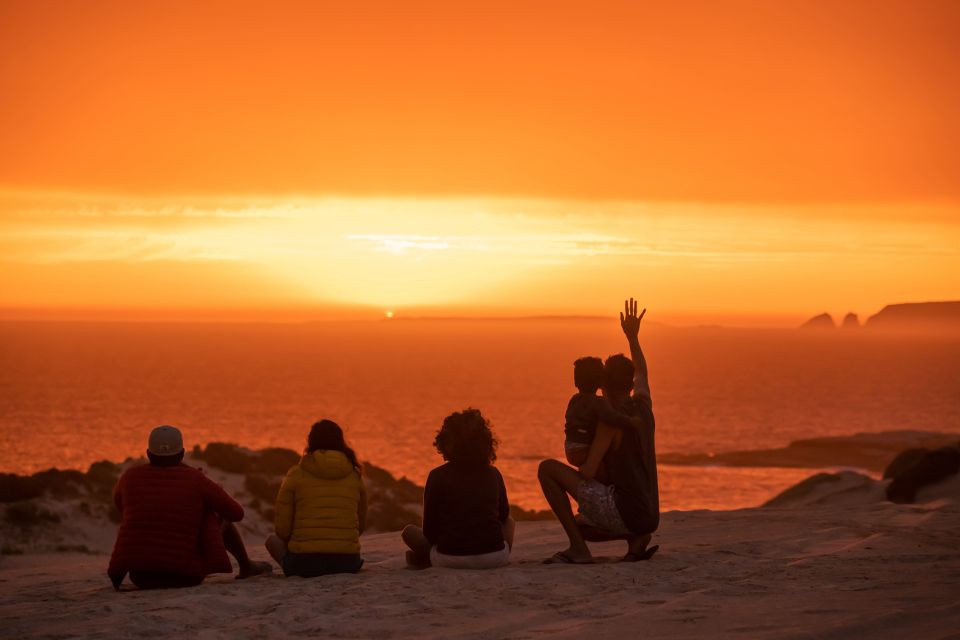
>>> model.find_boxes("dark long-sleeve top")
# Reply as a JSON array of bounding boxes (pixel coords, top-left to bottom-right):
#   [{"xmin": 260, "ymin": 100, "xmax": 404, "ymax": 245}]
[
  {"xmin": 422, "ymin": 462, "xmax": 509, "ymax": 556},
  {"xmin": 564, "ymin": 392, "xmax": 637, "ymax": 445}
]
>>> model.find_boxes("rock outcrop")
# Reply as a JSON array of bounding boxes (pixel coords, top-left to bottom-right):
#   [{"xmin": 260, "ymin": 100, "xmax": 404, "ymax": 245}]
[
  {"xmin": 800, "ymin": 313, "xmax": 835, "ymax": 330},
  {"xmin": 841, "ymin": 312, "xmax": 859, "ymax": 329},
  {"xmin": 865, "ymin": 301, "xmax": 960, "ymax": 332},
  {"xmin": 884, "ymin": 444, "xmax": 960, "ymax": 504},
  {"xmin": 659, "ymin": 430, "xmax": 960, "ymax": 472}
]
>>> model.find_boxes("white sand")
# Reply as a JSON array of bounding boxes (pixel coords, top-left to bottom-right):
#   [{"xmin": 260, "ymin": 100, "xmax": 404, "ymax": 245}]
[{"xmin": 2, "ymin": 493, "xmax": 959, "ymax": 639}]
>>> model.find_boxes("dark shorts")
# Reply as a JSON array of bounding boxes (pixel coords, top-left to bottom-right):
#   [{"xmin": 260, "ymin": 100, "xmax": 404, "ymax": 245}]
[
  {"xmin": 129, "ymin": 571, "xmax": 204, "ymax": 590},
  {"xmin": 282, "ymin": 552, "xmax": 364, "ymax": 578}
]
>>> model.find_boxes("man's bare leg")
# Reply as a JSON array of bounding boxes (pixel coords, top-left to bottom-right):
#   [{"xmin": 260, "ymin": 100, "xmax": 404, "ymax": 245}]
[
  {"xmin": 264, "ymin": 533, "xmax": 287, "ymax": 565},
  {"xmin": 537, "ymin": 459, "xmax": 592, "ymax": 562},
  {"xmin": 401, "ymin": 525, "xmax": 432, "ymax": 567},
  {"xmin": 221, "ymin": 520, "xmax": 271, "ymax": 578}
]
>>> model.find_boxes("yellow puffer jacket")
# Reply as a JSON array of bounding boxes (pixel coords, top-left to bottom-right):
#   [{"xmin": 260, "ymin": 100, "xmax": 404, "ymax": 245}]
[{"xmin": 274, "ymin": 450, "xmax": 363, "ymax": 555}]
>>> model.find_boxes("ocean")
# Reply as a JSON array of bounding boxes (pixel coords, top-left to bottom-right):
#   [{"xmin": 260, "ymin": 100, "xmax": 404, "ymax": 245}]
[{"xmin": 2, "ymin": 319, "xmax": 958, "ymax": 511}]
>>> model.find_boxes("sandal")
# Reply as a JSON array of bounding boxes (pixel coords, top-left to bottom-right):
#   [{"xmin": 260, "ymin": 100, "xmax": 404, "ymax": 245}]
[{"xmin": 622, "ymin": 545, "xmax": 659, "ymax": 562}]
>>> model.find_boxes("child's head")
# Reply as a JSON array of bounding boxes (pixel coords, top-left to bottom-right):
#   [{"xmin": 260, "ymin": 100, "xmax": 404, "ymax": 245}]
[
  {"xmin": 433, "ymin": 408, "xmax": 498, "ymax": 467},
  {"xmin": 573, "ymin": 356, "xmax": 604, "ymax": 393}
]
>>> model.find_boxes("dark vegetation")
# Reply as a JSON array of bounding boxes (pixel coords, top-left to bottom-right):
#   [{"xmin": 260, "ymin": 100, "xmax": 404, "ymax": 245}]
[
  {"xmin": 884, "ymin": 444, "xmax": 960, "ymax": 504},
  {"xmin": 0, "ymin": 442, "xmax": 550, "ymax": 535},
  {"xmin": 195, "ymin": 442, "xmax": 552, "ymax": 530}
]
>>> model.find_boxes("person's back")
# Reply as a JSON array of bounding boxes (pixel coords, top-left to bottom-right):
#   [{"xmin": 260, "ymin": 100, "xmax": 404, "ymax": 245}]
[
  {"xmin": 108, "ymin": 425, "xmax": 269, "ymax": 589},
  {"xmin": 266, "ymin": 419, "xmax": 366, "ymax": 577},
  {"xmin": 424, "ymin": 462, "xmax": 508, "ymax": 556},
  {"xmin": 277, "ymin": 449, "xmax": 363, "ymax": 555},
  {"xmin": 609, "ymin": 391, "xmax": 660, "ymax": 535},
  {"xmin": 402, "ymin": 408, "xmax": 515, "ymax": 569},
  {"xmin": 109, "ymin": 463, "xmax": 241, "ymax": 582}
]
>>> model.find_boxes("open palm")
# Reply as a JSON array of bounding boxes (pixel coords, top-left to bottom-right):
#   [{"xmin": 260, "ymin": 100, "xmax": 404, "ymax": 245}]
[{"xmin": 619, "ymin": 298, "xmax": 646, "ymax": 338}]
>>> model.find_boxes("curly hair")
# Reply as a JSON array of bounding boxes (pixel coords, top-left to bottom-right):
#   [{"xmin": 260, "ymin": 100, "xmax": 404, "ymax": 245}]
[{"xmin": 433, "ymin": 408, "xmax": 498, "ymax": 467}]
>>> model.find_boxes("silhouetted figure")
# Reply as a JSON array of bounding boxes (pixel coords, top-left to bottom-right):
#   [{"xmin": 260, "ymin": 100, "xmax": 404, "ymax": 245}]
[
  {"xmin": 108, "ymin": 425, "xmax": 271, "ymax": 590},
  {"xmin": 564, "ymin": 356, "xmax": 646, "ymax": 470},
  {"xmin": 264, "ymin": 420, "xmax": 367, "ymax": 577},
  {"xmin": 402, "ymin": 409, "xmax": 515, "ymax": 569},
  {"xmin": 539, "ymin": 299, "xmax": 659, "ymax": 563}
]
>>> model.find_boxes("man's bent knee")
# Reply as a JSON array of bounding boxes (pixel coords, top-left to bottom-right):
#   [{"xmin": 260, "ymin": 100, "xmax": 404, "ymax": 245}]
[{"xmin": 538, "ymin": 458, "xmax": 561, "ymax": 481}]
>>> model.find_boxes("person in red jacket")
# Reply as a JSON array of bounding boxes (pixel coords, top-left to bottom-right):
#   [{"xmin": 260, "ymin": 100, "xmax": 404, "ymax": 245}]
[{"xmin": 108, "ymin": 425, "xmax": 272, "ymax": 589}]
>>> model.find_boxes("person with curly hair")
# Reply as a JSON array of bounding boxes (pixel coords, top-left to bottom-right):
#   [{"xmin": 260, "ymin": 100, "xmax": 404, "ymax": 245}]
[{"xmin": 402, "ymin": 408, "xmax": 515, "ymax": 569}]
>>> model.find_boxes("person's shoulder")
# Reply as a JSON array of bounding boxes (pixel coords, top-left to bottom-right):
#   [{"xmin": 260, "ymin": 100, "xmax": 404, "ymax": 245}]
[
  {"xmin": 427, "ymin": 463, "xmax": 451, "ymax": 479},
  {"xmin": 626, "ymin": 394, "xmax": 654, "ymax": 419}
]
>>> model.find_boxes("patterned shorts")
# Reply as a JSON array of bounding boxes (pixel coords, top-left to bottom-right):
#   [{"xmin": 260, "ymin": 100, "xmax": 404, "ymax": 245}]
[{"xmin": 576, "ymin": 479, "xmax": 630, "ymax": 536}]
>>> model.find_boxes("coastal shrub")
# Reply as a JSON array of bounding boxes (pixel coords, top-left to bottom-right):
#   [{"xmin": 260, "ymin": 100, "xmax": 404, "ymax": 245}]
[
  {"xmin": 0, "ymin": 474, "xmax": 43, "ymax": 503},
  {"xmin": 363, "ymin": 463, "xmax": 424, "ymax": 505},
  {"xmin": 253, "ymin": 448, "xmax": 299, "ymax": 476},
  {"xmin": 31, "ymin": 469, "xmax": 86, "ymax": 499},
  {"xmin": 365, "ymin": 500, "xmax": 422, "ymax": 533},
  {"xmin": 245, "ymin": 475, "xmax": 281, "ymax": 503},
  {"xmin": 884, "ymin": 448, "xmax": 930, "ymax": 479},
  {"xmin": 86, "ymin": 461, "xmax": 121, "ymax": 494},
  {"xmin": 4, "ymin": 501, "xmax": 61, "ymax": 527},
  {"xmin": 886, "ymin": 446, "xmax": 960, "ymax": 504},
  {"xmin": 199, "ymin": 443, "xmax": 254, "ymax": 474}
]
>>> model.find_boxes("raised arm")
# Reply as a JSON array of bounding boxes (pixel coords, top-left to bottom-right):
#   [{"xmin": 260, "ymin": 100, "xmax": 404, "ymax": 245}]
[{"xmin": 620, "ymin": 298, "xmax": 651, "ymax": 408}]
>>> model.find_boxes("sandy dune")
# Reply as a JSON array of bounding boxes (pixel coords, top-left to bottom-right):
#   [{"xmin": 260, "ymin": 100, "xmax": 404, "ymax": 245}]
[{"xmin": 2, "ymin": 495, "xmax": 958, "ymax": 639}]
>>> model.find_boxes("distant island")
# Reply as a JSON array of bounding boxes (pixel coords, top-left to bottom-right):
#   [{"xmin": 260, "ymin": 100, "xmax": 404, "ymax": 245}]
[{"xmin": 800, "ymin": 301, "xmax": 960, "ymax": 332}]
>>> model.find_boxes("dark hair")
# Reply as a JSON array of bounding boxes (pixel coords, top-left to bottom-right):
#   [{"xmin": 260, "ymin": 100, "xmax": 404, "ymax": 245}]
[
  {"xmin": 148, "ymin": 450, "xmax": 184, "ymax": 467},
  {"xmin": 306, "ymin": 419, "xmax": 361, "ymax": 473},
  {"xmin": 433, "ymin": 408, "xmax": 498, "ymax": 467},
  {"xmin": 603, "ymin": 353, "xmax": 635, "ymax": 394},
  {"xmin": 573, "ymin": 356, "xmax": 604, "ymax": 393}
]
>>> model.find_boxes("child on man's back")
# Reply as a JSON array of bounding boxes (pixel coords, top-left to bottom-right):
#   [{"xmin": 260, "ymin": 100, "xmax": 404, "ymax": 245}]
[{"xmin": 564, "ymin": 356, "xmax": 640, "ymax": 468}]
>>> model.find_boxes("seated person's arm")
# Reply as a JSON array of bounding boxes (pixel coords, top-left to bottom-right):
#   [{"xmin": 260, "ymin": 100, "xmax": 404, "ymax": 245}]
[
  {"xmin": 112, "ymin": 475, "xmax": 123, "ymax": 512},
  {"xmin": 273, "ymin": 470, "xmax": 297, "ymax": 541},
  {"xmin": 357, "ymin": 481, "xmax": 368, "ymax": 535},
  {"xmin": 199, "ymin": 473, "xmax": 245, "ymax": 522},
  {"xmin": 422, "ymin": 472, "xmax": 440, "ymax": 545},
  {"xmin": 498, "ymin": 472, "xmax": 510, "ymax": 524}
]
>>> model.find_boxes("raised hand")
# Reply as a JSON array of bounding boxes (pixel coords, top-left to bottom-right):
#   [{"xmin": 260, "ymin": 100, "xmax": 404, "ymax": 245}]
[{"xmin": 619, "ymin": 298, "xmax": 646, "ymax": 339}]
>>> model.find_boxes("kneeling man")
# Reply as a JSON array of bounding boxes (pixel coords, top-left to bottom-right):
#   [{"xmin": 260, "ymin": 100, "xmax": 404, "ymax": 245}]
[{"xmin": 539, "ymin": 299, "xmax": 660, "ymax": 563}]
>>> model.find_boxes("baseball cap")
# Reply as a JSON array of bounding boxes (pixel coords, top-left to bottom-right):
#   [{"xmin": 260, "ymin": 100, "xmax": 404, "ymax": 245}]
[{"xmin": 148, "ymin": 425, "xmax": 184, "ymax": 456}]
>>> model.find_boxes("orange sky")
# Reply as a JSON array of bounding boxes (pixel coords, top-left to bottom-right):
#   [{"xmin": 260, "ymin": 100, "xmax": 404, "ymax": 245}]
[{"xmin": 1, "ymin": 1, "xmax": 958, "ymax": 323}]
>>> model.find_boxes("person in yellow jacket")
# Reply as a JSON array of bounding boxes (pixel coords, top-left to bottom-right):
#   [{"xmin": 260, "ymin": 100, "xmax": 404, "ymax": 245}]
[{"xmin": 265, "ymin": 419, "xmax": 367, "ymax": 577}]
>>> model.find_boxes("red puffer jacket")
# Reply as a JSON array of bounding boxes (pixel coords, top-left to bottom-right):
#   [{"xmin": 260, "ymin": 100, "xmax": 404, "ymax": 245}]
[{"xmin": 108, "ymin": 464, "xmax": 244, "ymax": 580}]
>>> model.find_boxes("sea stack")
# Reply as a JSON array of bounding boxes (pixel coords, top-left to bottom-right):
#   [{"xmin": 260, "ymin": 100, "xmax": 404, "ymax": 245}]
[
  {"xmin": 841, "ymin": 312, "xmax": 860, "ymax": 329},
  {"xmin": 800, "ymin": 313, "xmax": 836, "ymax": 329}
]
